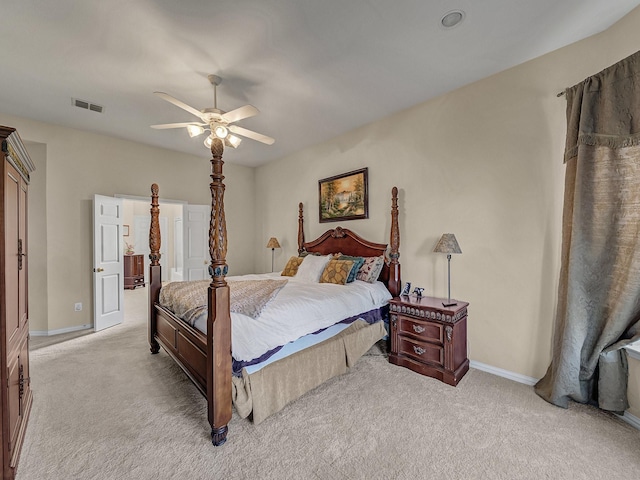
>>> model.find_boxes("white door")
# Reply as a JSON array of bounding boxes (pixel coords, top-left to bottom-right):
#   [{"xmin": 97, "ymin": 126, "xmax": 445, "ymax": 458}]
[
  {"xmin": 172, "ymin": 217, "xmax": 184, "ymax": 281},
  {"xmin": 183, "ymin": 205, "xmax": 209, "ymax": 281},
  {"xmin": 93, "ymin": 195, "xmax": 124, "ymax": 331}
]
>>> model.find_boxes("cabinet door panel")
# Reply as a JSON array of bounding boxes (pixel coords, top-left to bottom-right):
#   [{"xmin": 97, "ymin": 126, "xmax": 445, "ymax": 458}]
[
  {"xmin": 7, "ymin": 357, "xmax": 20, "ymax": 454},
  {"xmin": 5, "ymin": 168, "xmax": 20, "ymax": 344},
  {"xmin": 19, "ymin": 178, "xmax": 28, "ymax": 329}
]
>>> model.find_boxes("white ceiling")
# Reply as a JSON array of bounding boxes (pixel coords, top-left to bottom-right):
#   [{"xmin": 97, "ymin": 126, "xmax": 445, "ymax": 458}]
[{"xmin": 1, "ymin": 1, "xmax": 638, "ymax": 167}]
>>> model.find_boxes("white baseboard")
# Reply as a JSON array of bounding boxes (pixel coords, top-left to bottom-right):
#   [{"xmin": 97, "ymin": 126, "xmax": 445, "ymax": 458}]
[
  {"xmin": 617, "ymin": 411, "xmax": 640, "ymax": 430},
  {"xmin": 30, "ymin": 324, "xmax": 92, "ymax": 337},
  {"xmin": 625, "ymin": 344, "xmax": 640, "ymax": 361},
  {"xmin": 470, "ymin": 360, "xmax": 640, "ymax": 431},
  {"xmin": 469, "ymin": 360, "xmax": 539, "ymax": 386}
]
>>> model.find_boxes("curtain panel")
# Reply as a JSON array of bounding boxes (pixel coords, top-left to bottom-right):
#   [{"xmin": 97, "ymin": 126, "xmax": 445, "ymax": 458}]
[{"xmin": 535, "ymin": 50, "xmax": 640, "ymax": 412}]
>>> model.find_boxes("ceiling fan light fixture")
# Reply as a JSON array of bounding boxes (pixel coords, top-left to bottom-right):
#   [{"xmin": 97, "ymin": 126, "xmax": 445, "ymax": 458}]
[
  {"xmin": 226, "ymin": 134, "xmax": 242, "ymax": 149},
  {"xmin": 152, "ymin": 75, "xmax": 274, "ymax": 147},
  {"xmin": 187, "ymin": 124, "xmax": 205, "ymax": 138},
  {"xmin": 213, "ymin": 125, "xmax": 228, "ymax": 139}
]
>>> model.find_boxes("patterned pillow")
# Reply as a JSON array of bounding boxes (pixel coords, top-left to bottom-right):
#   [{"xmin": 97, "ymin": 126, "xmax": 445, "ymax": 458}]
[
  {"xmin": 356, "ymin": 255, "xmax": 385, "ymax": 283},
  {"xmin": 320, "ymin": 259, "xmax": 355, "ymax": 285},
  {"xmin": 298, "ymin": 251, "xmax": 322, "ymax": 257},
  {"xmin": 295, "ymin": 254, "xmax": 332, "ymax": 282},
  {"xmin": 337, "ymin": 255, "xmax": 365, "ymax": 283},
  {"xmin": 281, "ymin": 256, "xmax": 304, "ymax": 276}
]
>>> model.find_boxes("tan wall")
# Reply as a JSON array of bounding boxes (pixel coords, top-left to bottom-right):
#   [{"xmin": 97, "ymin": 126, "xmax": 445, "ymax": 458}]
[
  {"xmin": 255, "ymin": 6, "xmax": 640, "ymax": 416},
  {"xmin": 25, "ymin": 141, "xmax": 47, "ymax": 332},
  {"xmin": 0, "ymin": 112, "xmax": 256, "ymax": 333}
]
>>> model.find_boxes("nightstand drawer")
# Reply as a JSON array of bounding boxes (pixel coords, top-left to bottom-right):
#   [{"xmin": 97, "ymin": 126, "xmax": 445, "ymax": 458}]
[
  {"xmin": 396, "ymin": 315, "xmax": 443, "ymax": 344},
  {"xmin": 397, "ymin": 336, "xmax": 443, "ymax": 367}
]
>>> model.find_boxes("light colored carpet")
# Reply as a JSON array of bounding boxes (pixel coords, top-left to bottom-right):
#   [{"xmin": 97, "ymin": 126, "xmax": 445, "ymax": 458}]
[{"xmin": 17, "ymin": 287, "xmax": 640, "ymax": 479}]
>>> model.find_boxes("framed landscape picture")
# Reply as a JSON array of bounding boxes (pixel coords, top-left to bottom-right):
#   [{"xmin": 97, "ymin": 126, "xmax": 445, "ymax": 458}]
[{"xmin": 318, "ymin": 168, "xmax": 369, "ymax": 223}]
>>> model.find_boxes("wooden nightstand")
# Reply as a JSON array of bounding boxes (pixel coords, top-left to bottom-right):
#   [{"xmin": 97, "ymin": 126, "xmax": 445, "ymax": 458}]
[
  {"xmin": 124, "ymin": 254, "xmax": 145, "ymax": 290},
  {"xmin": 389, "ymin": 295, "xmax": 469, "ymax": 386}
]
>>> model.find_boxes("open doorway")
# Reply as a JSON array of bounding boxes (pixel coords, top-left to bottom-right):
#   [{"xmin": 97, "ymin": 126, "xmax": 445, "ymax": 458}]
[
  {"xmin": 121, "ymin": 197, "xmax": 184, "ymax": 285},
  {"xmin": 119, "ymin": 197, "xmax": 210, "ymax": 283},
  {"xmin": 90, "ymin": 195, "xmax": 207, "ymax": 333}
]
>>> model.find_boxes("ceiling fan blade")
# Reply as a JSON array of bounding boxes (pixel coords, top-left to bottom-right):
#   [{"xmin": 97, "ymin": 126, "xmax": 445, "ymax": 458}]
[
  {"xmin": 228, "ymin": 125, "xmax": 275, "ymax": 145},
  {"xmin": 154, "ymin": 92, "xmax": 204, "ymax": 119},
  {"xmin": 221, "ymin": 105, "xmax": 259, "ymax": 123},
  {"xmin": 150, "ymin": 122, "xmax": 205, "ymax": 129}
]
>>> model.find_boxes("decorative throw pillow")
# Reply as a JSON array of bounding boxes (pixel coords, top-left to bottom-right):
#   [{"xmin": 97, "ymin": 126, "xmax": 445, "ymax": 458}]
[
  {"xmin": 337, "ymin": 255, "xmax": 365, "ymax": 283},
  {"xmin": 281, "ymin": 256, "xmax": 304, "ymax": 277},
  {"xmin": 356, "ymin": 255, "xmax": 385, "ymax": 283},
  {"xmin": 298, "ymin": 251, "xmax": 322, "ymax": 257},
  {"xmin": 295, "ymin": 254, "xmax": 332, "ymax": 282},
  {"xmin": 320, "ymin": 259, "xmax": 355, "ymax": 285}
]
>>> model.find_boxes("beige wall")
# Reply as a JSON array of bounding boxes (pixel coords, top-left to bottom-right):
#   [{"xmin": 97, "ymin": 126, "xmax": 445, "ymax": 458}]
[
  {"xmin": 0, "ymin": 112, "xmax": 256, "ymax": 333},
  {"xmin": 25, "ymin": 141, "xmax": 47, "ymax": 332},
  {"xmin": 255, "ymin": 8, "xmax": 640, "ymax": 412}
]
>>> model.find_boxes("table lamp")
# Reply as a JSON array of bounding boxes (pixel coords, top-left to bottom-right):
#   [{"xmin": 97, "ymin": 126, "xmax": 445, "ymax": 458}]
[
  {"xmin": 433, "ymin": 233, "xmax": 462, "ymax": 307},
  {"xmin": 266, "ymin": 237, "xmax": 281, "ymax": 272}
]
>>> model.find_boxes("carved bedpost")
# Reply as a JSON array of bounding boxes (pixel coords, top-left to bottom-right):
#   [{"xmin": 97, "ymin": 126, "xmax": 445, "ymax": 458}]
[
  {"xmin": 149, "ymin": 184, "xmax": 161, "ymax": 266},
  {"xmin": 297, "ymin": 202, "xmax": 306, "ymax": 254},
  {"xmin": 206, "ymin": 138, "xmax": 232, "ymax": 447},
  {"xmin": 209, "ymin": 139, "xmax": 228, "ymax": 287},
  {"xmin": 388, "ymin": 186, "xmax": 401, "ymax": 297},
  {"xmin": 148, "ymin": 183, "xmax": 161, "ymax": 354}
]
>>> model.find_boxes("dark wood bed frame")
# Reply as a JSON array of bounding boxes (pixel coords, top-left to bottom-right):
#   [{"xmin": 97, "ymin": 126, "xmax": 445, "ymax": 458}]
[{"xmin": 148, "ymin": 138, "xmax": 401, "ymax": 446}]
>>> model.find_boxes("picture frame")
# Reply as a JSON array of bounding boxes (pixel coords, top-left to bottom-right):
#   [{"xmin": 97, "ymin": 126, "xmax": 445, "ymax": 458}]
[
  {"xmin": 318, "ymin": 168, "xmax": 369, "ymax": 223},
  {"xmin": 123, "ymin": 225, "xmax": 130, "ymax": 236}
]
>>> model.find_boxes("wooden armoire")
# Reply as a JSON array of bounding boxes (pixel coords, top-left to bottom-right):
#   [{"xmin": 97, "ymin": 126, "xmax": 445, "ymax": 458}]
[{"xmin": 0, "ymin": 126, "xmax": 35, "ymax": 479}]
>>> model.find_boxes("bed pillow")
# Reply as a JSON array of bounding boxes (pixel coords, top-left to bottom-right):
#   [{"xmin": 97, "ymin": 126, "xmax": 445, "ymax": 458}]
[
  {"xmin": 295, "ymin": 254, "xmax": 332, "ymax": 282},
  {"xmin": 337, "ymin": 255, "xmax": 365, "ymax": 283},
  {"xmin": 281, "ymin": 256, "xmax": 304, "ymax": 277},
  {"xmin": 298, "ymin": 251, "xmax": 322, "ymax": 257},
  {"xmin": 320, "ymin": 259, "xmax": 355, "ymax": 285},
  {"xmin": 356, "ymin": 255, "xmax": 385, "ymax": 283}
]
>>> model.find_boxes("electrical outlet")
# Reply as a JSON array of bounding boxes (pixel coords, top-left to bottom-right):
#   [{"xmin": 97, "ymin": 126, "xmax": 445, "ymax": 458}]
[{"xmin": 74, "ymin": 302, "xmax": 82, "ymax": 312}]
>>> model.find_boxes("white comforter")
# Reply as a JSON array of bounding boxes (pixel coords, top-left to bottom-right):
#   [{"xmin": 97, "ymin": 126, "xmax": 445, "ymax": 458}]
[{"xmin": 192, "ymin": 272, "xmax": 391, "ymax": 362}]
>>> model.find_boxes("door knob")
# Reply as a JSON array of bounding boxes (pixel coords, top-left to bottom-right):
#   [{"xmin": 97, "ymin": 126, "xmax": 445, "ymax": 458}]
[{"xmin": 94, "ymin": 267, "xmax": 104, "ymax": 272}]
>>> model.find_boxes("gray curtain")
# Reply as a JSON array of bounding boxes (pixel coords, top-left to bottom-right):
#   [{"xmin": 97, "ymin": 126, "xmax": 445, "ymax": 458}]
[{"xmin": 535, "ymin": 50, "xmax": 640, "ymax": 412}]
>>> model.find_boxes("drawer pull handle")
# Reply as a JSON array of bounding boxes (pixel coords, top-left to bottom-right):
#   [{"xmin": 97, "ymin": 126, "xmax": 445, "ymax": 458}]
[
  {"xmin": 413, "ymin": 346, "xmax": 426, "ymax": 355},
  {"xmin": 412, "ymin": 325, "xmax": 425, "ymax": 334}
]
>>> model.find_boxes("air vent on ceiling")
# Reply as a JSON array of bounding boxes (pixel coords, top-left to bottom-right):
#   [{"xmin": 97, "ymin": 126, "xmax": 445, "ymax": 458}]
[{"xmin": 72, "ymin": 98, "xmax": 104, "ymax": 113}]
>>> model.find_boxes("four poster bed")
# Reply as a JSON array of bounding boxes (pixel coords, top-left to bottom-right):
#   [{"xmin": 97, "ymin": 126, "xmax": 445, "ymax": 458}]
[{"xmin": 147, "ymin": 139, "xmax": 401, "ymax": 446}]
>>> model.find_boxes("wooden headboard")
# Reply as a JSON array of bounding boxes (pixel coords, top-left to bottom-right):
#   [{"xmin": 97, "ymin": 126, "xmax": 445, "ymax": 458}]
[{"xmin": 297, "ymin": 187, "xmax": 401, "ymax": 296}]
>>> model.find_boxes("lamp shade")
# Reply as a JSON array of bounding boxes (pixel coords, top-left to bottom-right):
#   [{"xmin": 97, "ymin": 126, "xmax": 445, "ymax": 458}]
[
  {"xmin": 266, "ymin": 237, "xmax": 281, "ymax": 249},
  {"xmin": 226, "ymin": 134, "xmax": 242, "ymax": 148},
  {"xmin": 433, "ymin": 234, "xmax": 462, "ymax": 254},
  {"xmin": 186, "ymin": 124, "xmax": 205, "ymax": 138}
]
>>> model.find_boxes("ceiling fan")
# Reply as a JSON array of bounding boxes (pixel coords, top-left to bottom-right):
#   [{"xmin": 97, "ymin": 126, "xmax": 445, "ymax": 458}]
[{"xmin": 151, "ymin": 74, "xmax": 274, "ymax": 149}]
